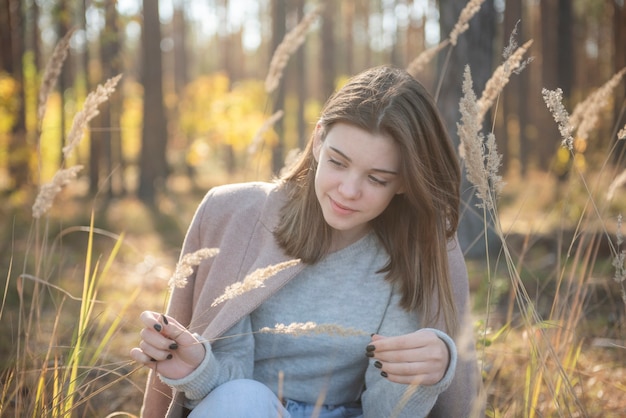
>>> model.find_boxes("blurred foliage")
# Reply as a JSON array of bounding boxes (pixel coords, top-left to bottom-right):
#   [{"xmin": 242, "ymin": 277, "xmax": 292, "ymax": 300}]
[{"xmin": 179, "ymin": 74, "xmax": 271, "ymax": 162}]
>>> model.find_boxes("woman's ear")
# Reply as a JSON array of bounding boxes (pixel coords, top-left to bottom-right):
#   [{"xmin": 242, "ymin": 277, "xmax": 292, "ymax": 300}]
[{"xmin": 312, "ymin": 123, "xmax": 323, "ymax": 162}]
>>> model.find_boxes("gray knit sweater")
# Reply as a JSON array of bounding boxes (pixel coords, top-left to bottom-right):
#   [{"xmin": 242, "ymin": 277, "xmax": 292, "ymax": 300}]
[{"xmin": 161, "ymin": 232, "xmax": 457, "ymax": 418}]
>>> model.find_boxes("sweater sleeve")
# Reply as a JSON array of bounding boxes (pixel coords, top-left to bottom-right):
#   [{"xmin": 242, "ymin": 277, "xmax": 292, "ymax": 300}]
[
  {"xmin": 159, "ymin": 316, "xmax": 255, "ymax": 409},
  {"xmin": 361, "ymin": 289, "xmax": 457, "ymax": 418}
]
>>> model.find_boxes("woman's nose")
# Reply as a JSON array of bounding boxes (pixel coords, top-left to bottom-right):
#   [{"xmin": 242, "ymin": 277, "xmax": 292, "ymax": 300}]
[{"xmin": 338, "ymin": 175, "xmax": 361, "ymax": 199}]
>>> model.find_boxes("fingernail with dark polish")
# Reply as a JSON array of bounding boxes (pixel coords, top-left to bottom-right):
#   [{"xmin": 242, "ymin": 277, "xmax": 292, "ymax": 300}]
[
  {"xmin": 370, "ymin": 333, "xmax": 375, "ymax": 337},
  {"xmin": 381, "ymin": 371, "xmax": 388, "ymax": 378},
  {"xmin": 374, "ymin": 361, "xmax": 382, "ymax": 369},
  {"xmin": 169, "ymin": 343, "xmax": 178, "ymax": 350},
  {"xmin": 366, "ymin": 345, "xmax": 376, "ymax": 352},
  {"xmin": 166, "ymin": 354, "xmax": 173, "ymax": 360},
  {"xmin": 162, "ymin": 314, "xmax": 169, "ymax": 325},
  {"xmin": 365, "ymin": 352, "xmax": 374, "ymax": 358},
  {"xmin": 154, "ymin": 323, "xmax": 162, "ymax": 332}
]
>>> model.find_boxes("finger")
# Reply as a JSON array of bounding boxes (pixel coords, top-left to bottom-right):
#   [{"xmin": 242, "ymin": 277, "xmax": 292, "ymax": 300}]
[
  {"xmin": 381, "ymin": 368, "xmax": 444, "ymax": 385},
  {"xmin": 139, "ymin": 339, "xmax": 173, "ymax": 362},
  {"xmin": 139, "ymin": 311, "xmax": 196, "ymax": 348},
  {"xmin": 382, "ymin": 371, "xmax": 429, "ymax": 385},
  {"xmin": 373, "ymin": 358, "xmax": 444, "ymax": 385},
  {"xmin": 129, "ymin": 347, "xmax": 156, "ymax": 365},
  {"xmin": 376, "ymin": 358, "xmax": 442, "ymax": 377},
  {"xmin": 368, "ymin": 330, "xmax": 437, "ymax": 353},
  {"xmin": 140, "ymin": 327, "xmax": 178, "ymax": 352}
]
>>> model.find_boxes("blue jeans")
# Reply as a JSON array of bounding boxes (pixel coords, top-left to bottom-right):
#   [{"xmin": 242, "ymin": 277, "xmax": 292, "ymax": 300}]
[{"xmin": 188, "ymin": 379, "xmax": 363, "ymax": 418}]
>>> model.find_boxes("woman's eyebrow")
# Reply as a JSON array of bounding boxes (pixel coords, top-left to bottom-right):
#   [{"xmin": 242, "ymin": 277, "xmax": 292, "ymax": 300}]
[{"xmin": 329, "ymin": 146, "xmax": 399, "ymax": 175}]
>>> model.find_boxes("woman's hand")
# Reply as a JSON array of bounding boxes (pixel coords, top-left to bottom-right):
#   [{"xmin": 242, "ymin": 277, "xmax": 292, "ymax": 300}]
[
  {"xmin": 130, "ymin": 311, "xmax": 206, "ymax": 380},
  {"xmin": 366, "ymin": 329, "xmax": 450, "ymax": 385}
]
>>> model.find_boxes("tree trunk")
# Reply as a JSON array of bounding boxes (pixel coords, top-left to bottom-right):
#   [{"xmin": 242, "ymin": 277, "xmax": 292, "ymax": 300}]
[
  {"xmin": 172, "ymin": 4, "xmax": 188, "ymax": 97},
  {"xmin": 5, "ymin": 0, "xmax": 30, "ymax": 190},
  {"xmin": 93, "ymin": 0, "xmax": 123, "ymax": 198},
  {"xmin": 437, "ymin": 0, "xmax": 497, "ymax": 262},
  {"xmin": 107, "ymin": 0, "xmax": 124, "ymax": 197},
  {"xmin": 537, "ymin": 0, "xmax": 563, "ymax": 171},
  {"xmin": 343, "ymin": 1, "xmax": 355, "ymax": 76},
  {"xmin": 320, "ymin": 0, "xmax": 336, "ymax": 99},
  {"xmin": 614, "ymin": 1, "xmax": 626, "ymax": 165},
  {"xmin": 55, "ymin": 0, "xmax": 71, "ymax": 169},
  {"xmin": 557, "ymin": 0, "xmax": 574, "ymax": 98},
  {"xmin": 138, "ymin": 0, "xmax": 168, "ymax": 203},
  {"xmin": 0, "ymin": 0, "xmax": 12, "ymax": 72},
  {"xmin": 295, "ymin": 0, "xmax": 307, "ymax": 149},
  {"xmin": 500, "ymin": 0, "xmax": 528, "ymax": 176},
  {"xmin": 270, "ymin": 0, "xmax": 286, "ymax": 174}
]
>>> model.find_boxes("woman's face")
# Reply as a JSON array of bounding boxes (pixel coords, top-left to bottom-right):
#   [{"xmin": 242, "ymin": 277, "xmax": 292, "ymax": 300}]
[{"xmin": 313, "ymin": 122, "xmax": 404, "ymax": 250}]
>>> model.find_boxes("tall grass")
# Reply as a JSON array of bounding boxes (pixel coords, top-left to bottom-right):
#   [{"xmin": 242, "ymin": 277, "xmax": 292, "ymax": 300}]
[
  {"xmin": 1, "ymin": 32, "xmax": 142, "ymax": 417},
  {"xmin": 2, "ymin": 5, "xmax": 626, "ymax": 417},
  {"xmin": 458, "ymin": 32, "xmax": 626, "ymax": 416}
]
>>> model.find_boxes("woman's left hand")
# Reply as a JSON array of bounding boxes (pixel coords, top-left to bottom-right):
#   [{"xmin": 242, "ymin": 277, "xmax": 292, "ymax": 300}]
[{"xmin": 366, "ymin": 329, "xmax": 450, "ymax": 385}]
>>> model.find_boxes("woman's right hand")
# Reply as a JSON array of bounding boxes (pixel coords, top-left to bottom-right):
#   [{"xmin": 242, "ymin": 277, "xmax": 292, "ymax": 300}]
[{"xmin": 130, "ymin": 311, "xmax": 206, "ymax": 380}]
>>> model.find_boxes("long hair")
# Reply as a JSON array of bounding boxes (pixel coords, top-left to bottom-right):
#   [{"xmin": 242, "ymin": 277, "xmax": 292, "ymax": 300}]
[{"xmin": 274, "ymin": 66, "xmax": 461, "ymax": 335}]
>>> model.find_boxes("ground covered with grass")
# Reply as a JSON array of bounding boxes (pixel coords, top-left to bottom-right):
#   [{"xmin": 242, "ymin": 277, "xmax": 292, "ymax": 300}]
[{"xmin": 1, "ymin": 172, "xmax": 625, "ymax": 417}]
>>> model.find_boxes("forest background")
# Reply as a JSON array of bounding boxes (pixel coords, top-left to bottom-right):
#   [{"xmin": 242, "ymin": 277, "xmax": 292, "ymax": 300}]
[{"xmin": 1, "ymin": 0, "xmax": 625, "ymax": 417}]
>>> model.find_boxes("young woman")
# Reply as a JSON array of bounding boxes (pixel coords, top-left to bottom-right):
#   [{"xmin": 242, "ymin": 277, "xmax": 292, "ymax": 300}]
[{"xmin": 131, "ymin": 66, "xmax": 482, "ymax": 418}]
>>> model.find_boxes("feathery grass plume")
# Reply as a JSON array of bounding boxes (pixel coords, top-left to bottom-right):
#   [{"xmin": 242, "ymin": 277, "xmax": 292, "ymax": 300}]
[
  {"xmin": 618, "ymin": 125, "xmax": 626, "ymax": 140},
  {"xmin": 457, "ymin": 66, "xmax": 502, "ymax": 209},
  {"xmin": 476, "ymin": 39, "xmax": 533, "ymax": 125},
  {"xmin": 485, "ymin": 133, "xmax": 503, "ymax": 195},
  {"xmin": 32, "ymin": 165, "xmax": 84, "ymax": 218},
  {"xmin": 542, "ymin": 88, "xmax": 574, "ymax": 150},
  {"xmin": 259, "ymin": 322, "xmax": 368, "ymax": 337},
  {"xmin": 169, "ymin": 248, "xmax": 220, "ymax": 290},
  {"xmin": 63, "ymin": 74, "xmax": 123, "ymax": 159},
  {"xmin": 211, "ymin": 259, "xmax": 300, "ymax": 307},
  {"xmin": 502, "ymin": 20, "xmax": 521, "ymax": 59},
  {"xmin": 248, "ymin": 110, "xmax": 285, "ymax": 155},
  {"xmin": 406, "ymin": 39, "xmax": 450, "ymax": 78},
  {"xmin": 265, "ymin": 4, "xmax": 323, "ymax": 93},
  {"xmin": 607, "ymin": 169, "xmax": 626, "ymax": 202},
  {"xmin": 448, "ymin": 0, "xmax": 485, "ymax": 46},
  {"xmin": 37, "ymin": 28, "xmax": 75, "ymax": 129},
  {"xmin": 569, "ymin": 67, "xmax": 626, "ymax": 142}
]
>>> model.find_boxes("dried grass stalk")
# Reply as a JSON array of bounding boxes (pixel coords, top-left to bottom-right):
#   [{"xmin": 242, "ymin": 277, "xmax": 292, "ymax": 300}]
[
  {"xmin": 32, "ymin": 165, "xmax": 84, "ymax": 218},
  {"xmin": 569, "ymin": 67, "xmax": 626, "ymax": 142},
  {"xmin": 169, "ymin": 248, "xmax": 220, "ymax": 290},
  {"xmin": 63, "ymin": 74, "xmax": 123, "ymax": 159},
  {"xmin": 211, "ymin": 259, "xmax": 301, "ymax": 307},
  {"xmin": 457, "ymin": 66, "xmax": 503, "ymax": 210},
  {"xmin": 448, "ymin": 0, "xmax": 485, "ymax": 46},
  {"xmin": 38, "ymin": 29, "xmax": 75, "ymax": 129},
  {"xmin": 406, "ymin": 40, "xmax": 450, "ymax": 78},
  {"xmin": 259, "ymin": 322, "xmax": 368, "ymax": 337},
  {"xmin": 612, "ymin": 215, "xmax": 626, "ymax": 304},
  {"xmin": 476, "ymin": 40, "xmax": 533, "ymax": 125},
  {"xmin": 265, "ymin": 4, "xmax": 323, "ymax": 93},
  {"xmin": 248, "ymin": 110, "xmax": 285, "ymax": 155},
  {"xmin": 542, "ymin": 88, "xmax": 574, "ymax": 150}
]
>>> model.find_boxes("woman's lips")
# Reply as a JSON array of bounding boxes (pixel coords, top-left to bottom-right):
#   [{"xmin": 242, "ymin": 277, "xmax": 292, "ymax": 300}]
[{"xmin": 329, "ymin": 197, "xmax": 356, "ymax": 215}]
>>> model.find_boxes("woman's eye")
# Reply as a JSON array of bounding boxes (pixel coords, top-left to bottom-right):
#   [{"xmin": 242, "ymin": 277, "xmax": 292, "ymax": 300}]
[
  {"xmin": 369, "ymin": 176, "xmax": 388, "ymax": 186},
  {"xmin": 328, "ymin": 158, "xmax": 343, "ymax": 167}
]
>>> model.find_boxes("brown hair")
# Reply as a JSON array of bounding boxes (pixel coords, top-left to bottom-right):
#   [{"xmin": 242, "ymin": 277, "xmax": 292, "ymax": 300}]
[{"xmin": 274, "ymin": 66, "xmax": 461, "ymax": 335}]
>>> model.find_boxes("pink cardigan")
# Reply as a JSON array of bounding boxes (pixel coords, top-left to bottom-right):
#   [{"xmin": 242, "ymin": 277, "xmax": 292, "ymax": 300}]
[{"xmin": 140, "ymin": 182, "xmax": 483, "ymax": 417}]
